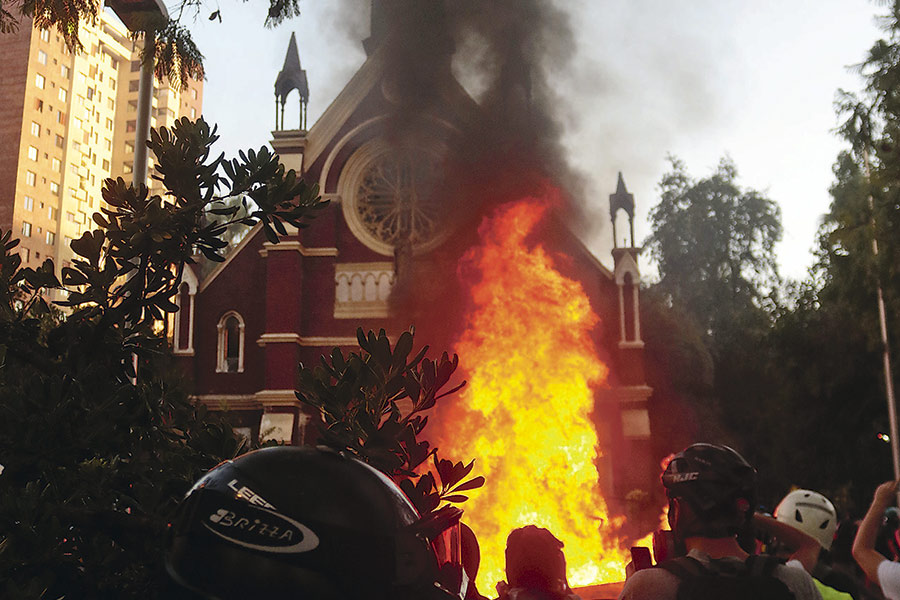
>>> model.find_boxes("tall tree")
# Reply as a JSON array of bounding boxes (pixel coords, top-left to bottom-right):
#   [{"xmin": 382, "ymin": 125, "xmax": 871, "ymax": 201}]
[{"xmin": 645, "ymin": 156, "xmax": 783, "ymax": 344}]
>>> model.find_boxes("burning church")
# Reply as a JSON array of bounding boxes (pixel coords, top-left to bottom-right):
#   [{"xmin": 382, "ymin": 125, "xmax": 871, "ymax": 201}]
[{"xmin": 174, "ymin": 0, "xmax": 658, "ymax": 587}]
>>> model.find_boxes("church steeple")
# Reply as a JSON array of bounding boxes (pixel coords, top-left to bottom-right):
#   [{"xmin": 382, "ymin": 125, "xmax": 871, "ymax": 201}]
[
  {"xmin": 610, "ymin": 173, "xmax": 643, "ymax": 348},
  {"xmin": 609, "ymin": 171, "xmax": 635, "ymax": 249},
  {"xmin": 274, "ymin": 32, "xmax": 309, "ymax": 131}
]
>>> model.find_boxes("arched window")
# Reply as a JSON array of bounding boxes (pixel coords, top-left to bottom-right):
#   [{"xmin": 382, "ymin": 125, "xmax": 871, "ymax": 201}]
[
  {"xmin": 172, "ymin": 267, "xmax": 197, "ymax": 355},
  {"xmin": 216, "ymin": 311, "xmax": 245, "ymax": 373}
]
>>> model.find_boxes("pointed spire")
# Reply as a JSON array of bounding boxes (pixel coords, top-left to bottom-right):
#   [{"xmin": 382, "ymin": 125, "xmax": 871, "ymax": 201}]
[
  {"xmin": 609, "ymin": 172, "xmax": 634, "ymax": 219},
  {"xmin": 275, "ymin": 33, "xmax": 308, "ymax": 104},
  {"xmin": 610, "ymin": 172, "xmax": 636, "ymax": 248},
  {"xmin": 274, "ymin": 33, "xmax": 309, "ymax": 131}
]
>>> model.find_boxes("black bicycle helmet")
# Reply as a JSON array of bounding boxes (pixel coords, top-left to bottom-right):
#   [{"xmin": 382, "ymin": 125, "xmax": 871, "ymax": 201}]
[
  {"xmin": 661, "ymin": 443, "xmax": 757, "ymax": 538},
  {"xmin": 166, "ymin": 445, "xmax": 465, "ymax": 600}
]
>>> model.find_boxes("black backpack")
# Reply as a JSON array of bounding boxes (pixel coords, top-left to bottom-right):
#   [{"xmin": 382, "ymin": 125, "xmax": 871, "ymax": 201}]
[{"xmin": 656, "ymin": 554, "xmax": 796, "ymax": 600}]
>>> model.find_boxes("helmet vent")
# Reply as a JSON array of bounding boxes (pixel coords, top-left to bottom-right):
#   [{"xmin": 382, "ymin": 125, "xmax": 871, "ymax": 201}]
[
  {"xmin": 795, "ymin": 509, "xmax": 803, "ymax": 523},
  {"xmin": 820, "ymin": 520, "xmax": 830, "ymax": 530}
]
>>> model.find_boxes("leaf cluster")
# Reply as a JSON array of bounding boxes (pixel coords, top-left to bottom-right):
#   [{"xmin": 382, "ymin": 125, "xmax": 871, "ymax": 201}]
[
  {"xmin": 297, "ymin": 327, "xmax": 483, "ymax": 515},
  {"xmin": 0, "ymin": 116, "xmax": 324, "ymax": 598},
  {"xmin": 38, "ymin": 117, "xmax": 326, "ymax": 337}
]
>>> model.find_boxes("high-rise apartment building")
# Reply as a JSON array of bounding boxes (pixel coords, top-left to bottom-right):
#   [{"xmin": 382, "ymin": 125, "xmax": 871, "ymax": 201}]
[{"xmin": 0, "ymin": 11, "xmax": 202, "ymax": 280}]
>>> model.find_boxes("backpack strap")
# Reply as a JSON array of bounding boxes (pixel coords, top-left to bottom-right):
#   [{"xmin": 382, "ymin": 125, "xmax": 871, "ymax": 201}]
[
  {"xmin": 745, "ymin": 553, "xmax": 786, "ymax": 577},
  {"xmin": 656, "ymin": 556, "xmax": 708, "ymax": 580}
]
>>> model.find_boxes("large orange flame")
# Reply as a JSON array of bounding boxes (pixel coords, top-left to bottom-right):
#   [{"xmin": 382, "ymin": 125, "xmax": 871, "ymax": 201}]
[{"xmin": 433, "ymin": 189, "xmax": 634, "ymax": 589}]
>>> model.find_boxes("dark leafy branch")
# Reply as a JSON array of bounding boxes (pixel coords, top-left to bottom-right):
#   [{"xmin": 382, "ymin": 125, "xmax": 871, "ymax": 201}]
[
  {"xmin": 296, "ymin": 327, "xmax": 483, "ymax": 515},
  {"xmin": 0, "ymin": 115, "xmax": 327, "ymax": 598}
]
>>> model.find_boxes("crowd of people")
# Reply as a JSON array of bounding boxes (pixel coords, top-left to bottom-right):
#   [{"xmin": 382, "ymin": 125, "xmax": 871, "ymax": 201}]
[{"xmin": 159, "ymin": 443, "xmax": 900, "ymax": 600}]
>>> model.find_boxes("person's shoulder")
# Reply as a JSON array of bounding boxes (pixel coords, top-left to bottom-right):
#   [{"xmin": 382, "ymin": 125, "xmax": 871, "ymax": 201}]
[
  {"xmin": 617, "ymin": 567, "xmax": 680, "ymax": 600},
  {"xmin": 772, "ymin": 560, "xmax": 824, "ymax": 600},
  {"xmin": 877, "ymin": 559, "xmax": 900, "ymax": 599}
]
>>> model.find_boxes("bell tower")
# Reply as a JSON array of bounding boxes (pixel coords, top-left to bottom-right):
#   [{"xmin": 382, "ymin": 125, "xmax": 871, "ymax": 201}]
[
  {"xmin": 607, "ymin": 173, "xmax": 653, "ymax": 502},
  {"xmin": 271, "ymin": 32, "xmax": 309, "ymax": 175},
  {"xmin": 274, "ymin": 32, "xmax": 309, "ymax": 132},
  {"xmin": 610, "ymin": 172, "xmax": 642, "ymax": 347}
]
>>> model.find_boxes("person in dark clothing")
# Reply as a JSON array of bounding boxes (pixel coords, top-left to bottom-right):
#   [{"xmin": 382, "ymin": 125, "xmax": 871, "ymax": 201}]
[{"xmin": 496, "ymin": 525, "xmax": 581, "ymax": 600}]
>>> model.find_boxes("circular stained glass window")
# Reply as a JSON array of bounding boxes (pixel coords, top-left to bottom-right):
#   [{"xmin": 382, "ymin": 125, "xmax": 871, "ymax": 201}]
[{"xmin": 351, "ymin": 146, "xmax": 449, "ymax": 254}]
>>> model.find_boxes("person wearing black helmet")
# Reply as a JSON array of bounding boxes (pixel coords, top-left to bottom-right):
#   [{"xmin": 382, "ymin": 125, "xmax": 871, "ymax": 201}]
[
  {"xmin": 164, "ymin": 445, "xmax": 469, "ymax": 600},
  {"xmin": 618, "ymin": 443, "xmax": 823, "ymax": 600}
]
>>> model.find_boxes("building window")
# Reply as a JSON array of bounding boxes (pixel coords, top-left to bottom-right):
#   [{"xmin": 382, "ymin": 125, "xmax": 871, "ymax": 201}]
[
  {"xmin": 27, "ymin": 146, "xmax": 38, "ymax": 161},
  {"xmin": 35, "ymin": 73, "xmax": 45, "ymax": 89},
  {"xmin": 107, "ymin": 98, "xmax": 114, "ymax": 110},
  {"xmin": 129, "ymin": 79, "xmax": 139, "ymax": 92},
  {"xmin": 102, "ymin": 159, "xmax": 109, "ymax": 170},
  {"xmin": 22, "ymin": 222, "xmax": 31, "ymax": 237},
  {"xmin": 86, "ymin": 87, "xmax": 93, "ymax": 100},
  {"xmin": 61, "ymin": 65, "xmax": 70, "ymax": 78},
  {"xmin": 69, "ymin": 163, "xmax": 78, "ymax": 175},
  {"xmin": 190, "ymin": 107, "xmax": 196, "ymax": 119},
  {"xmin": 20, "ymin": 247, "xmax": 30, "ymax": 262},
  {"xmin": 30, "ymin": 121, "xmax": 40, "ymax": 137},
  {"xmin": 40, "ymin": 28, "xmax": 49, "ymax": 42},
  {"xmin": 58, "ymin": 88, "xmax": 67, "ymax": 102},
  {"xmin": 127, "ymin": 99, "xmax": 137, "ymax": 113},
  {"xmin": 25, "ymin": 171, "xmax": 35, "ymax": 186},
  {"xmin": 46, "ymin": 231, "xmax": 55, "ymax": 245},
  {"xmin": 51, "ymin": 158, "xmax": 60, "ymax": 171},
  {"xmin": 124, "ymin": 141, "xmax": 134, "ymax": 154},
  {"xmin": 35, "ymin": 98, "xmax": 43, "ymax": 112},
  {"xmin": 49, "ymin": 182, "xmax": 59, "ymax": 195},
  {"xmin": 123, "ymin": 162, "xmax": 133, "ymax": 174},
  {"xmin": 55, "ymin": 134, "xmax": 64, "ymax": 148},
  {"xmin": 131, "ymin": 60, "xmax": 141, "ymax": 72},
  {"xmin": 173, "ymin": 280, "xmax": 196, "ymax": 354},
  {"xmin": 48, "ymin": 206, "xmax": 56, "ymax": 220},
  {"xmin": 105, "ymin": 138, "xmax": 112, "ymax": 151},
  {"xmin": 37, "ymin": 50, "xmax": 47, "ymax": 64},
  {"xmin": 109, "ymin": 78, "xmax": 116, "ymax": 90},
  {"xmin": 216, "ymin": 312, "xmax": 245, "ymax": 373},
  {"xmin": 126, "ymin": 120, "xmax": 136, "ymax": 133},
  {"xmin": 24, "ymin": 196, "xmax": 34, "ymax": 211},
  {"xmin": 191, "ymin": 87, "xmax": 198, "ymax": 100},
  {"xmin": 66, "ymin": 212, "xmax": 75, "ymax": 222},
  {"xmin": 105, "ymin": 117, "xmax": 113, "ymax": 130}
]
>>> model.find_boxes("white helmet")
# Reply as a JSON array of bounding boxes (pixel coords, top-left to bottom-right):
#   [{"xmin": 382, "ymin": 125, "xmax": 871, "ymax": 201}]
[{"xmin": 774, "ymin": 489, "xmax": 838, "ymax": 550}]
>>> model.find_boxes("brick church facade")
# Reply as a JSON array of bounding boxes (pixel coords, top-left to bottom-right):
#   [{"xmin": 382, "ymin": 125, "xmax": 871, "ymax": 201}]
[{"xmin": 174, "ymin": 14, "xmax": 655, "ymax": 501}]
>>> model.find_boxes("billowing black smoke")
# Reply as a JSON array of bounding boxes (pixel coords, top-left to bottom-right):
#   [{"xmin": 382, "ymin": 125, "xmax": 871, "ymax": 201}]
[{"xmin": 339, "ymin": 0, "xmax": 592, "ymax": 346}]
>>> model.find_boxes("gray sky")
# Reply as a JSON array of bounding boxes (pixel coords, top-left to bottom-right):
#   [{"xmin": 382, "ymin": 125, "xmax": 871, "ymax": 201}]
[{"xmin": 181, "ymin": 0, "xmax": 881, "ymax": 280}]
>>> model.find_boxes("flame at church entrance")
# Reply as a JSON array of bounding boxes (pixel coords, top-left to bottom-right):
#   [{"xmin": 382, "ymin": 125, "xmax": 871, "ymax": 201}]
[{"xmin": 430, "ymin": 186, "xmax": 636, "ymax": 589}]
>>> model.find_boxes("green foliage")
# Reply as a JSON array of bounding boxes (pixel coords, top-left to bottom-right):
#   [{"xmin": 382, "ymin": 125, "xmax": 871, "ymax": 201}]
[
  {"xmin": 646, "ymin": 156, "xmax": 782, "ymax": 344},
  {"xmin": 0, "ymin": 117, "xmax": 325, "ymax": 599},
  {"xmin": 297, "ymin": 328, "xmax": 484, "ymax": 515}
]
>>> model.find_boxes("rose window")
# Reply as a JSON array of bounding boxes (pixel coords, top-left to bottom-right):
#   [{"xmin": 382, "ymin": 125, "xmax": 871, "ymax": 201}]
[{"xmin": 354, "ymin": 149, "xmax": 445, "ymax": 250}]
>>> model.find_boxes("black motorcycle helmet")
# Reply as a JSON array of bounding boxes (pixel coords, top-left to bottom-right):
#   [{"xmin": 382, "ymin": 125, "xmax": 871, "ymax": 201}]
[
  {"xmin": 166, "ymin": 445, "xmax": 464, "ymax": 600},
  {"xmin": 661, "ymin": 443, "xmax": 757, "ymax": 540}
]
